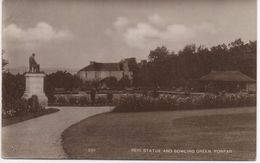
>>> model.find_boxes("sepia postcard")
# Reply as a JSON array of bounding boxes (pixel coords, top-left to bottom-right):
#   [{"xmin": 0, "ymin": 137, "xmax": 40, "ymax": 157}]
[{"xmin": 2, "ymin": 0, "xmax": 256, "ymax": 161}]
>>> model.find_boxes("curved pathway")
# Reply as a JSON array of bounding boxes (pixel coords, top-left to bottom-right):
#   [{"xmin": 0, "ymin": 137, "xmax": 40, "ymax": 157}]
[{"xmin": 2, "ymin": 106, "xmax": 113, "ymax": 159}]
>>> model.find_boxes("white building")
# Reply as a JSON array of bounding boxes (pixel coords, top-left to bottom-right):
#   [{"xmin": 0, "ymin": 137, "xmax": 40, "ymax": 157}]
[{"xmin": 77, "ymin": 61, "xmax": 133, "ymax": 82}]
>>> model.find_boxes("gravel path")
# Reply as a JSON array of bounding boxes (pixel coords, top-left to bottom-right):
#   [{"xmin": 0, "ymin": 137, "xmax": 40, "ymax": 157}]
[{"xmin": 2, "ymin": 106, "xmax": 113, "ymax": 159}]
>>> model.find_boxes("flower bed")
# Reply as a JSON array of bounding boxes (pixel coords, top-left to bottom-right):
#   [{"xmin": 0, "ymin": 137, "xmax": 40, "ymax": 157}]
[
  {"xmin": 2, "ymin": 95, "xmax": 44, "ymax": 118},
  {"xmin": 51, "ymin": 93, "xmax": 144, "ymax": 106},
  {"xmin": 113, "ymin": 93, "xmax": 256, "ymax": 112},
  {"xmin": 2, "ymin": 108, "xmax": 59, "ymax": 127},
  {"xmin": 52, "ymin": 94, "xmax": 117, "ymax": 106}
]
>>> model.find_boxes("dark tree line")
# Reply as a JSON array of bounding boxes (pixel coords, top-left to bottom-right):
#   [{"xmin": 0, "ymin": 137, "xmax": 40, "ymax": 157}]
[
  {"xmin": 44, "ymin": 71, "xmax": 82, "ymax": 92},
  {"xmin": 133, "ymin": 39, "xmax": 256, "ymax": 89},
  {"xmin": 44, "ymin": 71, "xmax": 82, "ymax": 102},
  {"xmin": 2, "ymin": 73, "xmax": 25, "ymax": 110}
]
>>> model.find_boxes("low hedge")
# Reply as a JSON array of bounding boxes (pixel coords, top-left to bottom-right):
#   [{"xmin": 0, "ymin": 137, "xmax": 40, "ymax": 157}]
[
  {"xmin": 113, "ymin": 93, "xmax": 256, "ymax": 112},
  {"xmin": 53, "ymin": 93, "xmax": 123, "ymax": 106}
]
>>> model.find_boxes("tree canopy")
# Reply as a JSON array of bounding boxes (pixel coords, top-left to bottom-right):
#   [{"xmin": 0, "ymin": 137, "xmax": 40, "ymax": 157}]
[{"xmin": 133, "ymin": 39, "xmax": 256, "ymax": 89}]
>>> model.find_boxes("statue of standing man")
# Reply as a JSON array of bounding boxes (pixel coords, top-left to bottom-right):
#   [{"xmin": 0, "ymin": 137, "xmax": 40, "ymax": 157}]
[{"xmin": 29, "ymin": 53, "xmax": 40, "ymax": 72}]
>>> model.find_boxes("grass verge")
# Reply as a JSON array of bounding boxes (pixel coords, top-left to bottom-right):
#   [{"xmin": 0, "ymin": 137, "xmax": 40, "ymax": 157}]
[{"xmin": 62, "ymin": 107, "xmax": 255, "ymax": 160}]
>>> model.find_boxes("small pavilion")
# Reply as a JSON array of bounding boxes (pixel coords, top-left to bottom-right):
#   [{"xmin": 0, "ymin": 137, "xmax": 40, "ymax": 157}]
[{"xmin": 200, "ymin": 70, "xmax": 256, "ymax": 93}]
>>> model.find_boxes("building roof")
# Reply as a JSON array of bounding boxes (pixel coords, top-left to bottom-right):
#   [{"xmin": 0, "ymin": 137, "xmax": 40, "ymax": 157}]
[
  {"xmin": 79, "ymin": 62, "xmax": 122, "ymax": 71},
  {"xmin": 200, "ymin": 71, "xmax": 255, "ymax": 82}
]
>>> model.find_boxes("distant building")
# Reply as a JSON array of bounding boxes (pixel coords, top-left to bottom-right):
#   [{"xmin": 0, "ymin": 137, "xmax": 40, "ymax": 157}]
[
  {"xmin": 77, "ymin": 61, "xmax": 133, "ymax": 82},
  {"xmin": 200, "ymin": 70, "xmax": 256, "ymax": 93}
]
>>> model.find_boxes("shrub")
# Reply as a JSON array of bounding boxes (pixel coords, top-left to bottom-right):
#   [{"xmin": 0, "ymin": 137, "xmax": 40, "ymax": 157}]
[
  {"xmin": 151, "ymin": 89, "xmax": 159, "ymax": 98},
  {"xmin": 113, "ymin": 92, "xmax": 256, "ymax": 112},
  {"xmin": 90, "ymin": 89, "xmax": 96, "ymax": 103},
  {"xmin": 2, "ymin": 95, "xmax": 44, "ymax": 118},
  {"xmin": 47, "ymin": 93, "xmax": 55, "ymax": 104},
  {"xmin": 11, "ymin": 98, "xmax": 29, "ymax": 116},
  {"xmin": 96, "ymin": 95, "xmax": 108, "ymax": 105},
  {"xmin": 176, "ymin": 96, "xmax": 193, "ymax": 109},
  {"xmin": 2, "ymin": 109, "xmax": 16, "ymax": 118},
  {"xmin": 56, "ymin": 96, "xmax": 69, "ymax": 106},
  {"xmin": 100, "ymin": 77, "xmax": 118, "ymax": 88},
  {"xmin": 118, "ymin": 76, "xmax": 131, "ymax": 88},
  {"xmin": 78, "ymin": 96, "xmax": 90, "ymax": 106},
  {"xmin": 68, "ymin": 96, "xmax": 78, "ymax": 105},
  {"xmin": 107, "ymin": 92, "xmax": 113, "ymax": 103},
  {"xmin": 28, "ymin": 95, "xmax": 41, "ymax": 112}
]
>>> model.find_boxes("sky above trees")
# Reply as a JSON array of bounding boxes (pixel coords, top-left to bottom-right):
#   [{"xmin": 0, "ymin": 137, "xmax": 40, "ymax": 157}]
[{"xmin": 3, "ymin": 0, "xmax": 256, "ymax": 69}]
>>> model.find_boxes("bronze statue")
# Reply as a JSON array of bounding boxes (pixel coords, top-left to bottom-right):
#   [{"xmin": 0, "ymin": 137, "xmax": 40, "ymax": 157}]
[{"xmin": 29, "ymin": 53, "xmax": 40, "ymax": 72}]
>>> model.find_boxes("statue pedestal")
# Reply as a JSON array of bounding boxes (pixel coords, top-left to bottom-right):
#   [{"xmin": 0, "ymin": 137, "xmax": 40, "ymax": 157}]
[{"xmin": 22, "ymin": 73, "xmax": 48, "ymax": 109}]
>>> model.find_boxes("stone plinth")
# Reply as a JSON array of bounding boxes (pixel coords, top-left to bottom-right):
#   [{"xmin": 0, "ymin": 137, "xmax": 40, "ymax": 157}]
[{"xmin": 22, "ymin": 73, "xmax": 48, "ymax": 109}]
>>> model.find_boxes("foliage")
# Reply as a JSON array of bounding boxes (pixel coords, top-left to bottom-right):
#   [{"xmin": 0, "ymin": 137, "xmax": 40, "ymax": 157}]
[
  {"xmin": 78, "ymin": 96, "xmax": 90, "ymax": 106},
  {"xmin": 2, "ymin": 72, "xmax": 25, "ymax": 117},
  {"xmin": 2, "ymin": 39, "xmax": 256, "ymax": 116},
  {"xmin": 44, "ymin": 71, "xmax": 82, "ymax": 100},
  {"xmin": 3, "ymin": 108, "xmax": 59, "ymax": 127},
  {"xmin": 113, "ymin": 93, "xmax": 256, "ymax": 112},
  {"xmin": 99, "ymin": 76, "xmax": 118, "ymax": 88},
  {"xmin": 118, "ymin": 76, "xmax": 131, "ymax": 88},
  {"xmin": 82, "ymin": 81, "xmax": 99, "ymax": 90},
  {"xmin": 2, "ymin": 50, "xmax": 8, "ymax": 71},
  {"xmin": 133, "ymin": 39, "xmax": 256, "ymax": 89},
  {"xmin": 2, "ymin": 95, "xmax": 42, "ymax": 118},
  {"xmin": 151, "ymin": 89, "xmax": 159, "ymax": 98},
  {"xmin": 55, "ymin": 96, "xmax": 70, "ymax": 106},
  {"xmin": 107, "ymin": 92, "xmax": 113, "ymax": 103},
  {"xmin": 68, "ymin": 96, "xmax": 78, "ymax": 105},
  {"xmin": 2, "ymin": 72, "xmax": 44, "ymax": 118},
  {"xmin": 53, "ymin": 93, "xmax": 115, "ymax": 106},
  {"xmin": 4, "ymin": 98, "xmax": 28, "ymax": 117},
  {"xmin": 90, "ymin": 89, "xmax": 96, "ymax": 103},
  {"xmin": 30, "ymin": 95, "xmax": 41, "ymax": 112},
  {"xmin": 2, "ymin": 59, "xmax": 8, "ymax": 71},
  {"xmin": 96, "ymin": 95, "xmax": 108, "ymax": 105}
]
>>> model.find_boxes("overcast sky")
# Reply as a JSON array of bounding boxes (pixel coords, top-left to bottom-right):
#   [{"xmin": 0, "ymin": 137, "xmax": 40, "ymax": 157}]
[{"xmin": 3, "ymin": 0, "xmax": 256, "ymax": 69}]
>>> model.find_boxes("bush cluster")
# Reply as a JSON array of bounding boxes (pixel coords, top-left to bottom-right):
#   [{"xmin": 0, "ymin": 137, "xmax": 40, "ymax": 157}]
[
  {"xmin": 2, "ymin": 95, "xmax": 42, "ymax": 118},
  {"xmin": 113, "ymin": 92, "xmax": 256, "ymax": 112}
]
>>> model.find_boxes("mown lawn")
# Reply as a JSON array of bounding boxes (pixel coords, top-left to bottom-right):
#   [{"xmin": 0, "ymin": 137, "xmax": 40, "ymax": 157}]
[
  {"xmin": 2, "ymin": 108, "xmax": 60, "ymax": 127},
  {"xmin": 62, "ymin": 108, "xmax": 256, "ymax": 160}
]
